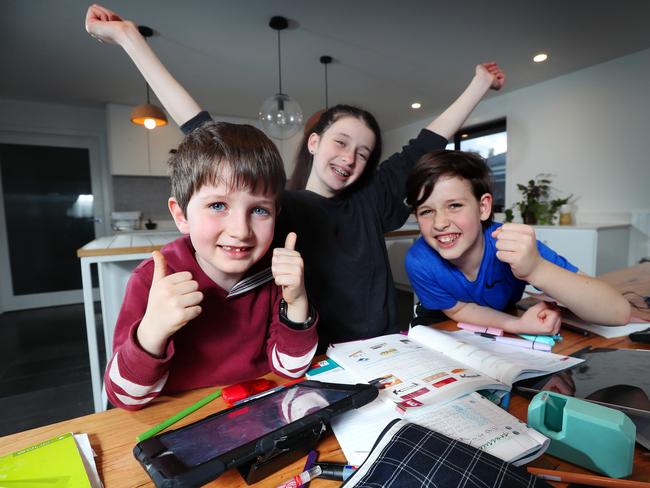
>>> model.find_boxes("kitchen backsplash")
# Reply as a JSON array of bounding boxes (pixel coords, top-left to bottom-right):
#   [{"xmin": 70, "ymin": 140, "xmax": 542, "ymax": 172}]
[{"xmin": 112, "ymin": 175, "xmax": 171, "ymax": 221}]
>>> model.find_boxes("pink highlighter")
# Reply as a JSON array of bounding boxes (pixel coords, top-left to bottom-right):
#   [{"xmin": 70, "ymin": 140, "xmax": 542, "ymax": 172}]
[{"xmin": 457, "ymin": 322, "xmax": 504, "ymax": 336}]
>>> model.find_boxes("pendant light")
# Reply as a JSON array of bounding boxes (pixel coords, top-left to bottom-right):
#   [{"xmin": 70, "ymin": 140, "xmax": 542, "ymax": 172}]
[
  {"xmin": 130, "ymin": 26, "xmax": 168, "ymax": 130},
  {"xmin": 258, "ymin": 16, "xmax": 303, "ymax": 140},
  {"xmin": 304, "ymin": 55, "xmax": 332, "ymax": 134}
]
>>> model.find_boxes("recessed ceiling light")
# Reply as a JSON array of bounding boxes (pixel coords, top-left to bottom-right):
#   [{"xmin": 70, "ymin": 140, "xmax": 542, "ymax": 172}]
[
  {"xmin": 461, "ymin": 133, "xmax": 469, "ymax": 138},
  {"xmin": 411, "ymin": 102, "xmax": 422, "ymax": 109},
  {"xmin": 533, "ymin": 53, "xmax": 548, "ymax": 63}
]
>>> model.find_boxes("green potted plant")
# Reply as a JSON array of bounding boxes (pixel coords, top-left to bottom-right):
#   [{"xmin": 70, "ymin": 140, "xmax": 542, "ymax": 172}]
[{"xmin": 504, "ymin": 174, "xmax": 572, "ymax": 225}]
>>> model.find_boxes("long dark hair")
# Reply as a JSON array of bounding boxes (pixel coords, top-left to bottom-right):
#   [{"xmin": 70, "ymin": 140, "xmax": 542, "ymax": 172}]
[{"xmin": 288, "ymin": 104, "xmax": 382, "ymax": 191}]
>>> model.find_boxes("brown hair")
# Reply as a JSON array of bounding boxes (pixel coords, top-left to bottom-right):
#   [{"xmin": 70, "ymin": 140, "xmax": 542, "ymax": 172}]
[
  {"xmin": 288, "ymin": 104, "xmax": 382, "ymax": 191},
  {"xmin": 168, "ymin": 121, "xmax": 286, "ymax": 215},
  {"xmin": 406, "ymin": 150, "xmax": 494, "ymax": 228}
]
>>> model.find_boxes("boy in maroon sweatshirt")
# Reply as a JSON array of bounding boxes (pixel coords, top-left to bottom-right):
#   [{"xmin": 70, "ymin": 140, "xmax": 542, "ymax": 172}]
[{"xmin": 105, "ymin": 122, "xmax": 318, "ymax": 410}]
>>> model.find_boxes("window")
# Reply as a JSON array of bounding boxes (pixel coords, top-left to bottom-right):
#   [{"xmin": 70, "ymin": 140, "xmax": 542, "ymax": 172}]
[{"xmin": 446, "ymin": 118, "xmax": 507, "ymax": 212}]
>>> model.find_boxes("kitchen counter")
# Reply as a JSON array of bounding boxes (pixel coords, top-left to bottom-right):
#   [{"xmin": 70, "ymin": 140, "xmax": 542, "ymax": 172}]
[{"xmin": 76, "ymin": 231, "xmax": 180, "ymax": 258}]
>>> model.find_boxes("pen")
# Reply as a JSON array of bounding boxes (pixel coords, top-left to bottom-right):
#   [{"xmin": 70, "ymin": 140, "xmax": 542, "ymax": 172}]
[
  {"xmin": 527, "ymin": 467, "xmax": 650, "ymax": 487},
  {"xmin": 302, "ymin": 450, "xmax": 319, "ymax": 488},
  {"xmin": 477, "ymin": 333, "xmax": 552, "ymax": 351},
  {"xmin": 458, "ymin": 322, "xmax": 504, "ymax": 336},
  {"xmin": 315, "ymin": 462, "xmax": 358, "ymax": 481},
  {"xmin": 233, "ymin": 378, "xmax": 303, "ymax": 406},
  {"xmin": 276, "ymin": 465, "xmax": 322, "ymax": 488},
  {"xmin": 136, "ymin": 388, "xmax": 222, "ymax": 442}
]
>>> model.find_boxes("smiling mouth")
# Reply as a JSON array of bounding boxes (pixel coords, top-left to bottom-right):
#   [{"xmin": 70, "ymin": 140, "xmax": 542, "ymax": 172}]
[
  {"xmin": 219, "ymin": 245, "xmax": 253, "ymax": 256},
  {"xmin": 330, "ymin": 165, "xmax": 350, "ymax": 179},
  {"xmin": 435, "ymin": 233, "xmax": 460, "ymax": 247}
]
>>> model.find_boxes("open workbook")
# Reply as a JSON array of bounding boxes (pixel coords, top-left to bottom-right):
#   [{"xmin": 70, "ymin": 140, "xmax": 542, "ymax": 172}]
[
  {"xmin": 308, "ymin": 359, "xmax": 550, "ymax": 466},
  {"xmin": 326, "ymin": 325, "xmax": 583, "ymax": 414}
]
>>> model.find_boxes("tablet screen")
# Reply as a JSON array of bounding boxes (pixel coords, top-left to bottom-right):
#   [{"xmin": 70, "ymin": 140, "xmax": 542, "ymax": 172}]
[
  {"xmin": 517, "ymin": 348, "xmax": 650, "ymax": 418},
  {"xmin": 158, "ymin": 384, "xmax": 353, "ymax": 466}
]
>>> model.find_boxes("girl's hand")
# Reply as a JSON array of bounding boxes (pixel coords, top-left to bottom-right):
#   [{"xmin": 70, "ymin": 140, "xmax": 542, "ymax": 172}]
[
  {"xmin": 476, "ymin": 62, "xmax": 505, "ymax": 91},
  {"xmin": 272, "ymin": 232, "xmax": 309, "ymax": 322},
  {"xmin": 85, "ymin": 4, "xmax": 135, "ymax": 45},
  {"xmin": 492, "ymin": 223, "xmax": 543, "ymax": 281}
]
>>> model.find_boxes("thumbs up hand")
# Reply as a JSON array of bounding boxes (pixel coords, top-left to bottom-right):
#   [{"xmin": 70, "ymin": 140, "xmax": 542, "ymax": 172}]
[
  {"xmin": 272, "ymin": 233, "xmax": 309, "ymax": 323},
  {"xmin": 137, "ymin": 251, "xmax": 203, "ymax": 357}
]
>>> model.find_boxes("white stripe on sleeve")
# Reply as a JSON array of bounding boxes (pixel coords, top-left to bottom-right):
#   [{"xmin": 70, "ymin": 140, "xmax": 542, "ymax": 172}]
[
  {"xmin": 271, "ymin": 344, "xmax": 317, "ymax": 378},
  {"xmin": 108, "ymin": 352, "xmax": 169, "ymax": 398}
]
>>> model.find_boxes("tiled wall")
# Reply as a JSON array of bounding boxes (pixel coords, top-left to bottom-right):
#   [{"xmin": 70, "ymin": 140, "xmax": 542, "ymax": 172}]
[{"xmin": 112, "ymin": 176, "xmax": 171, "ymax": 221}]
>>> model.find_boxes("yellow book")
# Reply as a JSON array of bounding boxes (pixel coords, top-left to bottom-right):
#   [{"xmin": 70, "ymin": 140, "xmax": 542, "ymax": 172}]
[{"xmin": 0, "ymin": 432, "xmax": 92, "ymax": 487}]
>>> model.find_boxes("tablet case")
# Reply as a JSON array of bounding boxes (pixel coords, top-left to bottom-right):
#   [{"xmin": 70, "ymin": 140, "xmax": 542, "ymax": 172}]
[{"xmin": 133, "ymin": 381, "xmax": 378, "ymax": 487}]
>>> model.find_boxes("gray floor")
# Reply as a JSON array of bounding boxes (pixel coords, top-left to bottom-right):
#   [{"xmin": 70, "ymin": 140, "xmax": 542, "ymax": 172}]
[
  {"xmin": 0, "ymin": 291, "xmax": 414, "ymax": 438},
  {"xmin": 0, "ymin": 304, "xmax": 103, "ymax": 437}
]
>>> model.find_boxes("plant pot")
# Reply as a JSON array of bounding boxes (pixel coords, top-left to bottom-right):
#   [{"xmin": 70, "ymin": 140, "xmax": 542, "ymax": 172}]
[{"xmin": 522, "ymin": 210, "xmax": 538, "ymax": 225}]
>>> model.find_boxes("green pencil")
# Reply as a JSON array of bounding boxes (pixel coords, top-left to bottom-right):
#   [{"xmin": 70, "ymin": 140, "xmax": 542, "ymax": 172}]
[{"xmin": 136, "ymin": 388, "xmax": 222, "ymax": 442}]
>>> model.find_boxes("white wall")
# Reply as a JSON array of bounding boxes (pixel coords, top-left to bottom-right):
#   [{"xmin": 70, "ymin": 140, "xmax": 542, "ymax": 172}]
[{"xmin": 383, "ymin": 48, "xmax": 650, "ymax": 262}]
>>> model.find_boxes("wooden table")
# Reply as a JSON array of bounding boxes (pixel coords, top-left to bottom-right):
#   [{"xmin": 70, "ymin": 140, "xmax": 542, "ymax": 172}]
[
  {"xmin": 4, "ymin": 262, "xmax": 649, "ymax": 486},
  {"xmin": 1, "ymin": 323, "xmax": 649, "ymax": 487}
]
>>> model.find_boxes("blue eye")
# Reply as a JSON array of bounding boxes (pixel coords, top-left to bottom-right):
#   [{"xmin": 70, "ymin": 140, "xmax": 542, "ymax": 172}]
[
  {"xmin": 450, "ymin": 203, "xmax": 462, "ymax": 209},
  {"xmin": 253, "ymin": 207, "xmax": 270, "ymax": 216},
  {"xmin": 209, "ymin": 202, "xmax": 226, "ymax": 212}
]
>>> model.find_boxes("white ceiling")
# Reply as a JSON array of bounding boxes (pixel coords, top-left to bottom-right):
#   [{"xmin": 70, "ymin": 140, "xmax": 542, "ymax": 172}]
[{"xmin": 3, "ymin": 0, "xmax": 650, "ymax": 130}]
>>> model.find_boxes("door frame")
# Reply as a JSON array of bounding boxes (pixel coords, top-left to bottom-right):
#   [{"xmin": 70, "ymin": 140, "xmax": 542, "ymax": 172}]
[{"xmin": 0, "ymin": 130, "xmax": 109, "ymax": 311}]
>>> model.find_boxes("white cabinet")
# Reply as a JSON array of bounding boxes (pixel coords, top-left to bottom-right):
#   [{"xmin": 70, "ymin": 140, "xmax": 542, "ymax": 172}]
[
  {"xmin": 532, "ymin": 224, "xmax": 630, "ymax": 276},
  {"xmin": 106, "ymin": 104, "xmax": 182, "ymax": 176}
]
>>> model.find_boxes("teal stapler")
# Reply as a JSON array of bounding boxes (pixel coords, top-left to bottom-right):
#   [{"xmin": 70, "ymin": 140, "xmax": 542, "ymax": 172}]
[{"xmin": 527, "ymin": 391, "xmax": 636, "ymax": 478}]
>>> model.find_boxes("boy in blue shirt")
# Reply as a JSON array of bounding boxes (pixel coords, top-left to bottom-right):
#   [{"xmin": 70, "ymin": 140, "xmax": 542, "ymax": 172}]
[{"xmin": 405, "ymin": 150, "xmax": 631, "ymax": 334}]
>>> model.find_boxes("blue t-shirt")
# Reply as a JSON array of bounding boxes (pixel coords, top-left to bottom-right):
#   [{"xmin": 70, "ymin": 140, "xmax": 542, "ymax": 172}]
[{"xmin": 405, "ymin": 222, "xmax": 578, "ymax": 311}]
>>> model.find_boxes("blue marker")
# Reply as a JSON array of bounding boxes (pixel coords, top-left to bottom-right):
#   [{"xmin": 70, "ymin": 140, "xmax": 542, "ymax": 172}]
[{"xmin": 315, "ymin": 463, "xmax": 358, "ymax": 481}]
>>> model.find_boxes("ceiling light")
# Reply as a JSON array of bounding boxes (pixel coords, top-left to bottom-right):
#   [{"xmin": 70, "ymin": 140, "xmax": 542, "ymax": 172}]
[
  {"xmin": 411, "ymin": 102, "xmax": 422, "ymax": 110},
  {"xmin": 533, "ymin": 53, "xmax": 548, "ymax": 63},
  {"xmin": 258, "ymin": 16, "xmax": 303, "ymax": 140},
  {"xmin": 461, "ymin": 133, "xmax": 469, "ymax": 138},
  {"xmin": 130, "ymin": 26, "xmax": 168, "ymax": 130}
]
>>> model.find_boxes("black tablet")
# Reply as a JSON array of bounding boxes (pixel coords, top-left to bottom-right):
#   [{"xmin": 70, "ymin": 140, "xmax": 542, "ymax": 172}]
[{"xmin": 133, "ymin": 380, "xmax": 378, "ymax": 487}]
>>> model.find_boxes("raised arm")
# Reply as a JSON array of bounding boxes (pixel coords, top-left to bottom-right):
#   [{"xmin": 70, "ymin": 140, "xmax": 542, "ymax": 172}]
[
  {"xmin": 85, "ymin": 4, "xmax": 201, "ymax": 125},
  {"xmin": 493, "ymin": 224, "xmax": 632, "ymax": 325},
  {"xmin": 427, "ymin": 63, "xmax": 505, "ymax": 140}
]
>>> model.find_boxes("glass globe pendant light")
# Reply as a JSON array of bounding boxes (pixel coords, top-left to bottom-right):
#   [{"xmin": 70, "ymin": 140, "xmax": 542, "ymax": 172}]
[{"xmin": 258, "ymin": 16, "xmax": 303, "ymax": 140}]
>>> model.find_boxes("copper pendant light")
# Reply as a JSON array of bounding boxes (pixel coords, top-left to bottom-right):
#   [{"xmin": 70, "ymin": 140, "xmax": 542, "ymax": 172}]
[{"xmin": 130, "ymin": 26, "xmax": 168, "ymax": 130}]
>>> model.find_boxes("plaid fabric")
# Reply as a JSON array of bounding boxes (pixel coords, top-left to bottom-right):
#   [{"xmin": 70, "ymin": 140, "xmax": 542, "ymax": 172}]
[{"xmin": 343, "ymin": 420, "xmax": 550, "ymax": 488}]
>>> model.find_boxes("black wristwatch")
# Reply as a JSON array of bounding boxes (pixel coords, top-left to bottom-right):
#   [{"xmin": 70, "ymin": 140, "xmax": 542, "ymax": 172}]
[{"xmin": 279, "ymin": 299, "xmax": 316, "ymax": 330}]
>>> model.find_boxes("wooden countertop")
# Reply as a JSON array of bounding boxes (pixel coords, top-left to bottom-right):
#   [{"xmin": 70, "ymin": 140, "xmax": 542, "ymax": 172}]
[
  {"xmin": 76, "ymin": 232, "xmax": 180, "ymax": 258},
  {"xmin": 78, "ymin": 229, "xmax": 421, "ymax": 258}
]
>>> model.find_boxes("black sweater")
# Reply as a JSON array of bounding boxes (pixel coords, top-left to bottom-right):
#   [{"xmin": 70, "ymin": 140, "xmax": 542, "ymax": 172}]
[{"xmin": 181, "ymin": 112, "xmax": 447, "ymax": 350}]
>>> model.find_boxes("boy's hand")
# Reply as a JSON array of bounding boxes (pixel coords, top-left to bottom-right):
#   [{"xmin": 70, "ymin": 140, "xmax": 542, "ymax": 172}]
[
  {"xmin": 476, "ymin": 62, "xmax": 505, "ymax": 91},
  {"xmin": 492, "ymin": 223, "xmax": 543, "ymax": 282},
  {"xmin": 137, "ymin": 251, "xmax": 203, "ymax": 356},
  {"xmin": 272, "ymin": 232, "xmax": 309, "ymax": 322},
  {"xmin": 516, "ymin": 301, "xmax": 562, "ymax": 335},
  {"xmin": 85, "ymin": 4, "xmax": 134, "ymax": 45}
]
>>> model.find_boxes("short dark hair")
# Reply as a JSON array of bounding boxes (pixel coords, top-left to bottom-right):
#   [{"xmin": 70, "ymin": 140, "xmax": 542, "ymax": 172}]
[
  {"xmin": 406, "ymin": 150, "xmax": 494, "ymax": 228},
  {"xmin": 168, "ymin": 121, "xmax": 286, "ymax": 215},
  {"xmin": 288, "ymin": 104, "xmax": 382, "ymax": 191}
]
